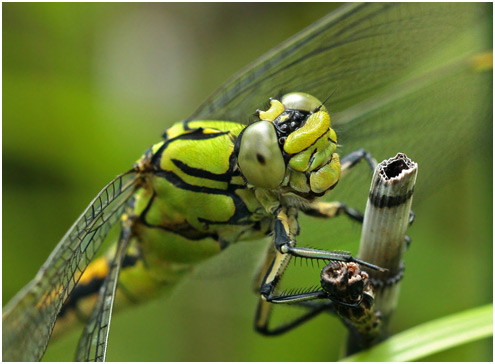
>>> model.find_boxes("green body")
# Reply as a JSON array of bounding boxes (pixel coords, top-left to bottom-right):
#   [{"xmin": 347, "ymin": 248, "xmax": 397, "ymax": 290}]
[
  {"xmin": 103, "ymin": 120, "xmax": 272, "ymax": 302},
  {"xmin": 50, "ymin": 94, "xmax": 342, "ymax": 340}
]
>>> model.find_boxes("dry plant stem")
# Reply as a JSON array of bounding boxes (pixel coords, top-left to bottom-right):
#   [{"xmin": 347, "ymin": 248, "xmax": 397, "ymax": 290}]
[{"xmin": 347, "ymin": 153, "xmax": 418, "ymax": 354}]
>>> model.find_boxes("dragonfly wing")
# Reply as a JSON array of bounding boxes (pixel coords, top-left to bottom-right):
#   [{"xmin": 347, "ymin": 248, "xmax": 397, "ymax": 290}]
[
  {"xmin": 75, "ymin": 224, "xmax": 132, "ymax": 362},
  {"xmin": 2, "ymin": 169, "xmax": 139, "ymax": 362},
  {"xmin": 188, "ymin": 2, "xmax": 491, "ymax": 211},
  {"xmin": 188, "ymin": 3, "xmax": 488, "ymax": 123},
  {"xmin": 327, "ymin": 56, "xmax": 491, "ymax": 210}
]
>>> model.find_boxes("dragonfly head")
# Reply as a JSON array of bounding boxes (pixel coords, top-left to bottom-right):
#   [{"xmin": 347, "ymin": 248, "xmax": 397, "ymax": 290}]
[{"xmin": 236, "ymin": 92, "xmax": 341, "ymax": 199}]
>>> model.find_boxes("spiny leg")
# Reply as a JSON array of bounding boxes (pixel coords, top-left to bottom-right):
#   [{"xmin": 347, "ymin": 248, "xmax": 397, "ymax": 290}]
[
  {"xmin": 254, "ymin": 209, "xmax": 328, "ymax": 335},
  {"xmin": 254, "ymin": 208, "xmax": 383, "ymax": 335},
  {"xmin": 340, "ymin": 148, "xmax": 377, "ymax": 177},
  {"xmin": 304, "ymin": 149, "xmax": 414, "ymax": 288},
  {"xmin": 253, "ymin": 235, "xmax": 334, "ymax": 335},
  {"xmin": 255, "ymin": 294, "xmax": 333, "ymax": 336},
  {"xmin": 254, "ymin": 149, "xmax": 413, "ymax": 335}
]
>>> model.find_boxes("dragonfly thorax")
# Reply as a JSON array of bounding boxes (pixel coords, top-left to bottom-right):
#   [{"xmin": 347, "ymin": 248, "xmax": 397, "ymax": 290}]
[{"xmin": 236, "ymin": 93, "xmax": 341, "ymax": 202}]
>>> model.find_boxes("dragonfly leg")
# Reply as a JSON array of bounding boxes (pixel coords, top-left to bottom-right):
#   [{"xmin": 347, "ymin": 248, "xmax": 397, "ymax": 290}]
[
  {"xmin": 253, "ymin": 233, "xmax": 335, "ymax": 335},
  {"xmin": 254, "ymin": 296, "xmax": 333, "ymax": 335},
  {"xmin": 305, "ymin": 147, "xmax": 415, "ymax": 243},
  {"xmin": 340, "ymin": 148, "xmax": 377, "ymax": 175},
  {"xmin": 302, "ymin": 200, "xmax": 414, "ymax": 249},
  {"xmin": 253, "ymin": 208, "xmax": 382, "ymax": 335},
  {"xmin": 251, "ymin": 243, "xmax": 276, "ymax": 293},
  {"xmin": 302, "ymin": 201, "xmax": 364, "ymax": 223}
]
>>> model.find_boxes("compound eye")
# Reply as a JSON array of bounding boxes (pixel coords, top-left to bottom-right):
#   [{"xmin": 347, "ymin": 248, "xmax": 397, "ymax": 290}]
[
  {"xmin": 281, "ymin": 92, "xmax": 326, "ymax": 113},
  {"xmin": 237, "ymin": 121, "xmax": 285, "ymax": 188}
]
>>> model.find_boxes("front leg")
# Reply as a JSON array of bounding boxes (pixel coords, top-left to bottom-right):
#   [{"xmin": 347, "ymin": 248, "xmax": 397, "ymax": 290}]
[
  {"xmin": 254, "ymin": 207, "xmax": 383, "ymax": 335},
  {"xmin": 272, "ymin": 208, "xmax": 383, "ymax": 287},
  {"xmin": 254, "ymin": 208, "xmax": 329, "ymax": 335}
]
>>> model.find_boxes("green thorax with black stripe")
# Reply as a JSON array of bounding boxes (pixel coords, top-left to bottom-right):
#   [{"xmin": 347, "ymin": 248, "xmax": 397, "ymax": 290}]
[{"xmin": 132, "ymin": 120, "xmax": 273, "ymax": 250}]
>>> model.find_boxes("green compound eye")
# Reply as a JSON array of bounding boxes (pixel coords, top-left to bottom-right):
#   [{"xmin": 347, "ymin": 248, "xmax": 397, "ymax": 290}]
[
  {"xmin": 281, "ymin": 92, "xmax": 327, "ymax": 113},
  {"xmin": 237, "ymin": 121, "xmax": 285, "ymax": 189}
]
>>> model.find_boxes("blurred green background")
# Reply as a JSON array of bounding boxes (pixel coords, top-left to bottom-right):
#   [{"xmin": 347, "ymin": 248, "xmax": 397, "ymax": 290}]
[{"xmin": 3, "ymin": 3, "xmax": 492, "ymax": 361}]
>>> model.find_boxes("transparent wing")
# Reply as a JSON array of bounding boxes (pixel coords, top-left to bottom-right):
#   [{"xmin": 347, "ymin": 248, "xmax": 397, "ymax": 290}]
[
  {"xmin": 189, "ymin": 3, "xmax": 489, "ymax": 122},
  {"xmin": 188, "ymin": 2, "xmax": 492, "ymax": 210},
  {"xmin": 75, "ymin": 224, "xmax": 132, "ymax": 362},
  {"xmin": 2, "ymin": 169, "xmax": 139, "ymax": 362},
  {"xmin": 185, "ymin": 2, "xmax": 492, "ymax": 294}
]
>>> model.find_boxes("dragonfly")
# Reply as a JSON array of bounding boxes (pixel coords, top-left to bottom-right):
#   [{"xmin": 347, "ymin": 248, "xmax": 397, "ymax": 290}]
[{"xmin": 3, "ymin": 3, "xmax": 492, "ymax": 362}]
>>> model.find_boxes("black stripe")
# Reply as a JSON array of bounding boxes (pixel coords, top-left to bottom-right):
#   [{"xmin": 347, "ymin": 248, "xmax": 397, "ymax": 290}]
[
  {"xmin": 286, "ymin": 128, "xmax": 331, "ymax": 158},
  {"xmin": 153, "ymin": 128, "xmax": 230, "ymax": 166},
  {"xmin": 301, "ymin": 207, "xmax": 330, "ymax": 218},
  {"xmin": 58, "ymin": 276, "xmax": 105, "ymax": 318},
  {"xmin": 139, "ymin": 191, "xmax": 222, "ymax": 240},
  {"xmin": 181, "ymin": 129, "xmax": 229, "ymax": 140},
  {"xmin": 274, "ymin": 218, "xmax": 290, "ymax": 250},
  {"xmin": 172, "ymin": 159, "xmax": 232, "ymax": 182},
  {"xmin": 153, "ymin": 169, "xmax": 252, "ymax": 225},
  {"xmin": 307, "ymin": 148, "xmax": 318, "ymax": 169},
  {"xmin": 229, "ymin": 134, "xmax": 243, "ymax": 177},
  {"xmin": 58, "ymin": 253, "xmax": 145, "ymax": 318},
  {"xmin": 369, "ymin": 187, "xmax": 414, "ymax": 208},
  {"xmin": 155, "ymin": 170, "xmax": 230, "ymax": 195}
]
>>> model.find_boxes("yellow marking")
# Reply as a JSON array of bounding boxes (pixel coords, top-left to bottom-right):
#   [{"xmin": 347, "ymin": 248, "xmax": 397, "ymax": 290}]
[
  {"xmin": 287, "ymin": 207, "xmax": 299, "ymax": 240},
  {"xmin": 470, "ymin": 51, "xmax": 493, "ymax": 71},
  {"xmin": 277, "ymin": 210, "xmax": 291, "ymax": 237},
  {"xmin": 164, "ymin": 123, "xmax": 186, "ymax": 139},
  {"xmin": 78, "ymin": 256, "xmax": 109, "ymax": 285},
  {"xmin": 309, "ymin": 154, "xmax": 341, "ymax": 193},
  {"xmin": 329, "ymin": 128, "xmax": 337, "ymax": 143},
  {"xmin": 284, "ymin": 111, "xmax": 330, "ymax": 154},
  {"xmin": 201, "ymin": 128, "xmax": 223, "ymax": 134},
  {"xmin": 264, "ymin": 251, "xmax": 290, "ymax": 284},
  {"xmin": 151, "ymin": 141, "xmax": 165, "ymax": 154},
  {"xmin": 258, "ymin": 99, "xmax": 285, "ymax": 121},
  {"xmin": 35, "ymin": 256, "xmax": 110, "ymax": 312},
  {"xmin": 253, "ymin": 244, "xmax": 277, "ymax": 291},
  {"xmin": 287, "ymin": 129, "xmax": 336, "ymax": 172},
  {"xmin": 255, "ymin": 300, "xmax": 272, "ymax": 326},
  {"xmin": 186, "ymin": 120, "xmax": 245, "ymax": 134},
  {"xmin": 310, "ymin": 201, "xmax": 340, "ymax": 218}
]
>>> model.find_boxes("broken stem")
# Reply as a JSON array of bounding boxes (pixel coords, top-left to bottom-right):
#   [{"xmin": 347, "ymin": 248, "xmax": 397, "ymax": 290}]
[{"xmin": 343, "ymin": 153, "xmax": 418, "ymax": 355}]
